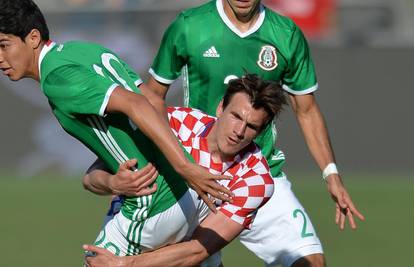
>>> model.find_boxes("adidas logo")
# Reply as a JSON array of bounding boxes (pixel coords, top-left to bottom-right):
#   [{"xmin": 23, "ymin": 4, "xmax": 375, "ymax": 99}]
[
  {"xmin": 271, "ymin": 151, "xmax": 285, "ymax": 161},
  {"xmin": 57, "ymin": 44, "xmax": 64, "ymax": 52},
  {"xmin": 203, "ymin": 46, "xmax": 220, "ymax": 58}
]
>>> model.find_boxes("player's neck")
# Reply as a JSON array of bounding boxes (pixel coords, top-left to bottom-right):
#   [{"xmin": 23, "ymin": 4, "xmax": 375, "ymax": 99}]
[
  {"xmin": 26, "ymin": 42, "xmax": 44, "ymax": 82},
  {"xmin": 222, "ymin": 0, "xmax": 261, "ymax": 33}
]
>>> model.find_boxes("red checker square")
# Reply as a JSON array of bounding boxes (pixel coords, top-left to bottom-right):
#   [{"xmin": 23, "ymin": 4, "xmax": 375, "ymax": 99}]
[
  {"xmin": 246, "ymin": 156, "xmax": 260, "ymax": 168},
  {"xmin": 243, "ymin": 169, "xmax": 260, "ymax": 178},
  {"xmin": 248, "ymin": 185, "xmax": 266, "ymax": 197},
  {"xmin": 227, "ymin": 164, "xmax": 241, "ymax": 176},
  {"xmin": 177, "ymin": 107, "xmax": 191, "ymax": 112},
  {"xmin": 231, "ymin": 196, "xmax": 248, "ymax": 207},
  {"xmin": 182, "ymin": 113, "xmax": 199, "ymax": 129},
  {"xmin": 199, "ymin": 139, "xmax": 209, "ymax": 153},
  {"xmin": 227, "ymin": 175, "xmax": 240, "ymax": 188},
  {"xmin": 191, "ymin": 149, "xmax": 200, "ymax": 163},
  {"xmin": 200, "ymin": 116, "xmax": 214, "ymax": 125},
  {"xmin": 229, "ymin": 179, "xmax": 247, "ymax": 191},
  {"xmin": 210, "ymin": 160, "xmax": 223, "ymax": 172},
  {"xmin": 169, "ymin": 116, "xmax": 182, "ymax": 131}
]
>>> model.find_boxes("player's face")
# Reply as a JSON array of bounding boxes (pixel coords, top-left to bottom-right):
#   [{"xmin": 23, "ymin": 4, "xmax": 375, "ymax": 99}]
[
  {"xmin": 215, "ymin": 92, "xmax": 268, "ymax": 159},
  {"xmin": 0, "ymin": 33, "xmax": 36, "ymax": 81},
  {"xmin": 225, "ymin": 0, "xmax": 261, "ymax": 18}
]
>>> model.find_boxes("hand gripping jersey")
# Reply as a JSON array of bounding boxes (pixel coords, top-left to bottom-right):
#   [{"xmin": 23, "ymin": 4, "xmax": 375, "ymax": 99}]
[
  {"xmin": 150, "ymin": 0, "xmax": 318, "ymax": 177},
  {"xmin": 39, "ymin": 41, "xmax": 189, "ymax": 222},
  {"xmin": 168, "ymin": 107, "xmax": 274, "ymax": 228}
]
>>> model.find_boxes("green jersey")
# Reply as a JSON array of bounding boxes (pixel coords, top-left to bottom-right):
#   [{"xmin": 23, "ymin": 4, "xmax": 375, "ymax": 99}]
[
  {"xmin": 39, "ymin": 41, "xmax": 188, "ymax": 221},
  {"xmin": 150, "ymin": 0, "xmax": 318, "ymax": 177}
]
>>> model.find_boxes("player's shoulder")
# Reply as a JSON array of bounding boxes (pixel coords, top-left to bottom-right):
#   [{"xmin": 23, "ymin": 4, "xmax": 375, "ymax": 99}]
[
  {"xmin": 168, "ymin": 106, "xmax": 213, "ymax": 121},
  {"xmin": 53, "ymin": 41, "xmax": 112, "ymax": 57},
  {"xmin": 168, "ymin": 106, "xmax": 215, "ymax": 138},
  {"xmin": 42, "ymin": 41, "xmax": 111, "ymax": 79},
  {"xmin": 43, "ymin": 41, "xmax": 102, "ymax": 67},
  {"xmin": 168, "ymin": 106, "xmax": 194, "ymax": 114},
  {"xmin": 263, "ymin": 6, "xmax": 299, "ymax": 34}
]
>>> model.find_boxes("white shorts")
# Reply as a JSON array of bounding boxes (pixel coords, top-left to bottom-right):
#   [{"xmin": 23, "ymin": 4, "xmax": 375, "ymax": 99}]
[
  {"xmin": 94, "ymin": 189, "xmax": 209, "ymax": 256},
  {"xmin": 239, "ymin": 175, "xmax": 323, "ymax": 267}
]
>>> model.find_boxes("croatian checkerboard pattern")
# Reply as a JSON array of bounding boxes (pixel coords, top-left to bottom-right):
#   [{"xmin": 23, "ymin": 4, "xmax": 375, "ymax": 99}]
[{"xmin": 168, "ymin": 107, "xmax": 274, "ymax": 228}]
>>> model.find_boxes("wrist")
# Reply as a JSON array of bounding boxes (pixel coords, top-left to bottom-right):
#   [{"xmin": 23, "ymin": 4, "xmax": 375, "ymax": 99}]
[
  {"xmin": 107, "ymin": 174, "xmax": 118, "ymax": 195},
  {"xmin": 174, "ymin": 160, "xmax": 192, "ymax": 178},
  {"xmin": 322, "ymin": 163, "xmax": 339, "ymax": 182},
  {"xmin": 117, "ymin": 255, "xmax": 131, "ymax": 267}
]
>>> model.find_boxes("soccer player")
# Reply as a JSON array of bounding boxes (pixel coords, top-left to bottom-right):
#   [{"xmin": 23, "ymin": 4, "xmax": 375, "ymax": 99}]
[
  {"xmin": 84, "ymin": 73, "xmax": 287, "ymax": 266},
  {"xmin": 141, "ymin": 0, "xmax": 365, "ymax": 266},
  {"xmin": 0, "ymin": 0, "xmax": 234, "ymax": 253}
]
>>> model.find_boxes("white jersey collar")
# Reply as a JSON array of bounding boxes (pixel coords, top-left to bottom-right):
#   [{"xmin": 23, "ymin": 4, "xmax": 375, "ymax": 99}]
[
  {"xmin": 216, "ymin": 0, "xmax": 265, "ymax": 38},
  {"xmin": 38, "ymin": 40, "xmax": 56, "ymax": 79}
]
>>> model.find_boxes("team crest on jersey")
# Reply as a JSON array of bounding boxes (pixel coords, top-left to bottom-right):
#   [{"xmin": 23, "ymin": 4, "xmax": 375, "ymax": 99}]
[{"xmin": 257, "ymin": 45, "xmax": 278, "ymax": 71}]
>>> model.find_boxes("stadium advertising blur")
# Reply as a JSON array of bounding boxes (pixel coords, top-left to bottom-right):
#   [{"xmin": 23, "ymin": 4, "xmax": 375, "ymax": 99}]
[
  {"xmin": 0, "ymin": 0, "xmax": 413, "ymax": 175},
  {"xmin": 264, "ymin": 0, "xmax": 336, "ymax": 39}
]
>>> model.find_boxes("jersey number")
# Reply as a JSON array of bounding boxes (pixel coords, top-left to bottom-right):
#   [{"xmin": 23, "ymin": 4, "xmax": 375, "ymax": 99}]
[
  {"xmin": 224, "ymin": 75, "xmax": 238, "ymax": 84},
  {"xmin": 293, "ymin": 209, "xmax": 314, "ymax": 238},
  {"xmin": 93, "ymin": 53, "xmax": 138, "ymax": 130},
  {"xmin": 93, "ymin": 53, "xmax": 133, "ymax": 91}
]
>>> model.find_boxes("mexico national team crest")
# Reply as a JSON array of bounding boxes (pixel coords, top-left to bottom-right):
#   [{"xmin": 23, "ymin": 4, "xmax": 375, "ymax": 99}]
[{"xmin": 257, "ymin": 45, "xmax": 278, "ymax": 71}]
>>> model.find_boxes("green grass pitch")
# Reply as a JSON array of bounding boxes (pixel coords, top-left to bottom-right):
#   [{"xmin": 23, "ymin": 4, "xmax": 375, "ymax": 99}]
[{"xmin": 0, "ymin": 172, "xmax": 411, "ymax": 266}]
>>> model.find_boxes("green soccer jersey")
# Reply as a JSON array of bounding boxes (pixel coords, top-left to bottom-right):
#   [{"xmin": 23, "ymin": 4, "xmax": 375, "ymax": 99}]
[
  {"xmin": 150, "ymin": 0, "xmax": 318, "ymax": 177},
  {"xmin": 39, "ymin": 41, "xmax": 188, "ymax": 221}
]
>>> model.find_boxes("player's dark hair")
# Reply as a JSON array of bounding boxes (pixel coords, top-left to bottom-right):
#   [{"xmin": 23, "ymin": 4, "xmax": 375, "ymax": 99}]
[
  {"xmin": 223, "ymin": 73, "xmax": 288, "ymax": 127},
  {"xmin": 0, "ymin": 0, "xmax": 49, "ymax": 41}
]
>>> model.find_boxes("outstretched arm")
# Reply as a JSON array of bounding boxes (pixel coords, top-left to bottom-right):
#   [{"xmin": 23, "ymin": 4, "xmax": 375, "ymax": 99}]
[
  {"xmin": 84, "ymin": 211, "xmax": 243, "ymax": 267},
  {"xmin": 289, "ymin": 93, "xmax": 365, "ymax": 229}
]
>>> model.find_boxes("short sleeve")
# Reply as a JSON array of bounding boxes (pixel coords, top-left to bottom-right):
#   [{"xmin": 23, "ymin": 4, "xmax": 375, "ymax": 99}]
[
  {"xmin": 119, "ymin": 58, "xmax": 143, "ymax": 87},
  {"xmin": 282, "ymin": 24, "xmax": 318, "ymax": 95},
  {"xmin": 149, "ymin": 13, "xmax": 188, "ymax": 84},
  {"xmin": 43, "ymin": 65, "xmax": 118, "ymax": 116},
  {"xmin": 218, "ymin": 152, "xmax": 274, "ymax": 229}
]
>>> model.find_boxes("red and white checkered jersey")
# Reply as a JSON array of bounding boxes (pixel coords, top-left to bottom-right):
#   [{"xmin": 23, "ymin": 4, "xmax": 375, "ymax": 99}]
[{"xmin": 168, "ymin": 107, "xmax": 274, "ymax": 229}]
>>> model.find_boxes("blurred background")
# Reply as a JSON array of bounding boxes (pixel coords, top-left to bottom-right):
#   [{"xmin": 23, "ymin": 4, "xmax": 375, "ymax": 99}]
[{"xmin": 0, "ymin": 0, "xmax": 413, "ymax": 266}]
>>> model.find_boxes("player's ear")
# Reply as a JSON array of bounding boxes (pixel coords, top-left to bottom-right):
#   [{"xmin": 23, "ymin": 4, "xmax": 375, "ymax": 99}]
[
  {"xmin": 216, "ymin": 100, "xmax": 224, "ymax": 117},
  {"xmin": 25, "ymin": 29, "xmax": 42, "ymax": 49}
]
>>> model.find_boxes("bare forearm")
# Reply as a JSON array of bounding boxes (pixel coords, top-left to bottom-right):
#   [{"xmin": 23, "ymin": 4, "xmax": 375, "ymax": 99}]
[
  {"xmin": 83, "ymin": 170, "xmax": 113, "ymax": 195},
  {"xmin": 84, "ymin": 213, "xmax": 241, "ymax": 267},
  {"xmin": 83, "ymin": 159, "xmax": 113, "ymax": 195},
  {"xmin": 107, "ymin": 88, "xmax": 190, "ymax": 174},
  {"xmin": 125, "ymin": 212, "xmax": 239, "ymax": 267},
  {"xmin": 291, "ymin": 94, "xmax": 336, "ymax": 170},
  {"xmin": 297, "ymin": 106, "xmax": 335, "ymax": 169},
  {"xmin": 124, "ymin": 240, "xmax": 207, "ymax": 267}
]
